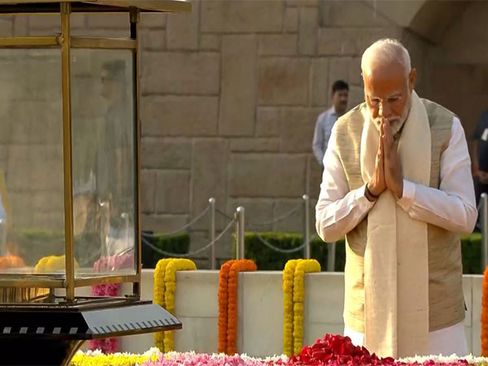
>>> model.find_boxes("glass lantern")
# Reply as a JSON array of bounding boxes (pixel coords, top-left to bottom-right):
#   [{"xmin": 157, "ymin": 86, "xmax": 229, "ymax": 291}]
[{"xmin": 0, "ymin": 2, "xmax": 190, "ymax": 365}]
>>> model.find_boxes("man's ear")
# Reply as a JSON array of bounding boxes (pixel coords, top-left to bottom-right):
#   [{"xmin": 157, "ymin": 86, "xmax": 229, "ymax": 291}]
[{"xmin": 409, "ymin": 68, "xmax": 417, "ymax": 92}]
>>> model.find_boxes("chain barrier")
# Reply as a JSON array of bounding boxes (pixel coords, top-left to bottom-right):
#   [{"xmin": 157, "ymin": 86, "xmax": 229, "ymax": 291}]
[
  {"xmin": 216, "ymin": 203, "xmax": 302, "ymax": 227},
  {"xmin": 142, "ymin": 205, "xmax": 210, "ymax": 238},
  {"xmin": 141, "ymin": 217, "xmax": 236, "ymax": 258},
  {"xmin": 255, "ymin": 233, "xmax": 307, "ymax": 254}
]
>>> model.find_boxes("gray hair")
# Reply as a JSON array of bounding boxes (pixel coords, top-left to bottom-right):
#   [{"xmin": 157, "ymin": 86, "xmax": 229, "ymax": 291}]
[{"xmin": 361, "ymin": 38, "xmax": 411, "ymax": 76}]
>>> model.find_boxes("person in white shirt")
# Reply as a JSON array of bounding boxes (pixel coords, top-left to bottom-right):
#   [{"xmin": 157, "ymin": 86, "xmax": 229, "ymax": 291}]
[
  {"xmin": 315, "ymin": 39, "xmax": 476, "ymax": 358},
  {"xmin": 312, "ymin": 80, "xmax": 349, "ymax": 165}
]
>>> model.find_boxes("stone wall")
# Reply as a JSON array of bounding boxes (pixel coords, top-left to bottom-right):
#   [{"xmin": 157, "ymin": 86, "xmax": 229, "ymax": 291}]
[{"xmin": 0, "ymin": 0, "xmax": 482, "ymax": 264}]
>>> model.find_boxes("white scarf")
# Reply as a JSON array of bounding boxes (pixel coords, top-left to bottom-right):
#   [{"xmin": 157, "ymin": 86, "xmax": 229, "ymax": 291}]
[{"xmin": 360, "ymin": 91, "xmax": 430, "ymax": 357}]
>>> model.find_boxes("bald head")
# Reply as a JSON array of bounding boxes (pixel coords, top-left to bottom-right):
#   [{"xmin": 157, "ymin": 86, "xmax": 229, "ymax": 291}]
[{"xmin": 361, "ymin": 39, "xmax": 411, "ymax": 77}]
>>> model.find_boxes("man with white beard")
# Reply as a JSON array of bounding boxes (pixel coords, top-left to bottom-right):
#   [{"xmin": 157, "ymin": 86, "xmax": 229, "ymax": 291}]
[{"xmin": 315, "ymin": 38, "xmax": 477, "ymax": 358}]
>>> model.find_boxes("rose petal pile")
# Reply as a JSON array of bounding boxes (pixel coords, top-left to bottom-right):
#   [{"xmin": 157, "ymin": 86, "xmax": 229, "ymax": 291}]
[
  {"xmin": 288, "ymin": 334, "xmax": 470, "ymax": 366},
  {"xmin": 288, "ymin": 334, "xmax": 395, "ymax": 366}
]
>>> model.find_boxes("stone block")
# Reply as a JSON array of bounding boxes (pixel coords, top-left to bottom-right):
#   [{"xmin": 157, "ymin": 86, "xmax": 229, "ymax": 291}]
[
  {"xmin": 273, "ymin": 199, "xmax": 304, "ymax": 232},
  {"xmin": 199, "ymin": 34, "xmax": 220, "ymax": 50},
  {"xmin": 141, "ymin": 137, "xmax": 192, "ymax": 169},
  {"xmin": 7, "ymin": 145, "xmax": 63, "ymax": 191},
  {"xmin": 175, "ymin": 270, "xmax": 219, "ymax": 317},
  {"xmin": 349, "ymin": 57, "xmax": 362, "ymax": 85},
  {"xmin": 308, "ymin": 155, "xmax": 323, "ymax": 198},
  {"xmin": 155, "ymin": 170, "xmax": 190, "ymax": 214},
  {"xmin": 318, "ymin": 27, "xmax": 402, "ymax": 56},
  {"xmin": 140, "ymin": 29, "xmax": 166, "ymax": 51},
  {"xmin": 229, "ymin": 154, "xmax": 307, "ymax": 198},
  {"xmin": 319, "ymin": 0, "xmax": 391, "ymax": 28},
  {"xmin": 141, "ymin": 52, "xmax": 219, "ymax": 95},
  {"xmin": 174, "ymin": 317, "xmax": 218, "ymax": 353},
  {"xmin": 280, "ymin": 107, "xmax": 318, "ymax": 153},
  {"xmin": 241, "ymin": 272, "xmax": 283, "ymax": 356},
  {"xmin": 70, "ymin": 28, "xmax": 129, "ymax": 38},
  {"xmin": 86, "ymin": 13, "xmax": 128, "ymax": 29},
  {"xmin": 348, "ymin": 85, "xmax": 364, "ymax": 110},
  {"xmin": 472, "ymin": 275, "xmax": 482, "ymax": 355},
  {"xmin": 140, "ymin": 13, "xmax": 167, "ymax": 28},
  {"xmin": 142, "ymin": 96, "xmax": 218, "ymax": 137},
  {"xmin": 230, "ymin": 138, "xmax": 280, "ymax": 153},
  {"xmin": 306, "ymin": 273, "xmax": 345, "ymax": 323},
  {"xmin": 13, "ymin": 16, "xmax": 28, "ymax": 36},
  {"xmin": 219, "ymin": 35, "xmax": 257, "ymax": 136},
  {"xmin": 258, "ymin": 57, "xmax": 310, "ymax": 106},
  {"xmin": 201, "ymin": 0, "xmax": 283, "ymax": 33},
  {"xmin": 26, "ymin": 14, "xmax": 59, "ymax": 30},
  {"xmin": 141, "ymin": 213, "xmax": 188, "ymax": 233},
  {"xmin": 298, "ymin": 7, "xmax": 318, "ymax": 55},
  {"xmin": 259, "ymin": 34, "xmax": 297, "ymax": 56},
  {"xmin": 256, "ymin": 107, "xmax": 280, "ymax": 137},
  {"xmin": 167, "ymin": 0, "xmax": 199, "ymax": 50},
  {"xmin": 284, "ymin": 7, "xmax": 299, "ymax": 33},
  {"xmin": 286, "ymin": 0, "xmax": 319, "ymax": 6},
  {"xmin": 0, "ymin": 16, "xmax": 12, "ymax": 36},
  {"xmin": 140, "ymin": 169, "xmax": 156, "ymax": 213},
  {"xmin": 191, "ymin": 139, "xmax": 229, "ymax": 230},
  {"xmin": 227, "ymin": 198, "xmax": 274, "ymax": 232},
  {"xmin": 328, "ymin": 56, "xmax": 353, "ymax": 83},
  {"xmin": 311, "ymin": 58, "xmax": 329, "ymax": 107}
]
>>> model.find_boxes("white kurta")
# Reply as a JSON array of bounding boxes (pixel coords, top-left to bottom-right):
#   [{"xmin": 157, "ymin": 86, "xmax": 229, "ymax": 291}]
[{"xmin": 315, "ymin": 116, "xmax": 477, "ymax": 356}]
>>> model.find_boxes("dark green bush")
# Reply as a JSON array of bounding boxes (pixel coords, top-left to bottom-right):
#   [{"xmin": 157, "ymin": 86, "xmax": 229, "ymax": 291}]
[
  {"xmin": 141, "ymin": 232, "xmax": 190, "ymax": 268},
  {"xmin": 242, "ymin": 232, "xmax": 482, "ymax": 273},
  {"xmin": 461, "ymin": 233, "xmax": 482, "ymax": 274}
]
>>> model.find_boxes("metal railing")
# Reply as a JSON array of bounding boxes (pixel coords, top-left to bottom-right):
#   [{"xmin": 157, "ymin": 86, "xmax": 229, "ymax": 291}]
[
  {"xmin": 142, "ymin": 192, "xmax": 488, "ymax": 272},
  {"xmin": 141, "ymin": 194, "xmax": 334, "ymax": 270}
]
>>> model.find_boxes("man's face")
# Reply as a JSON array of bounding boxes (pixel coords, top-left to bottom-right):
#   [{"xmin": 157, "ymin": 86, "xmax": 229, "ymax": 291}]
[
  {"xmin": 363, "ymin": 62, "xmax": 416, "ymax": 127},
  {"xmin": 332, "ymin": 89, "xmax": 349, "ymax": 115}
]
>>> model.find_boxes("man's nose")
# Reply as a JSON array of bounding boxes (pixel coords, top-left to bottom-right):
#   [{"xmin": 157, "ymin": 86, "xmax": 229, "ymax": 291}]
[{"xmin": 378, "ymin": 102, "xmax": 391, "ymax": 118}]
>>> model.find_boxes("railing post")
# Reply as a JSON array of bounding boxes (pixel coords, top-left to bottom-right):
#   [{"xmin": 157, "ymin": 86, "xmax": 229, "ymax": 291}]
[
  {"xmin": 482, "ymin": 193, "xmax": 488, "ymax": 269},
  {"xmin": 235, "ymin": 206, "xmax": 245, "ymax": 259},
  {"xmin": 303, "ymin": 194, "xmax": 310, "ymax": 259},
  {"xmin": 209, "ymin": 197, "xmax": 216, "ymax": 270}
]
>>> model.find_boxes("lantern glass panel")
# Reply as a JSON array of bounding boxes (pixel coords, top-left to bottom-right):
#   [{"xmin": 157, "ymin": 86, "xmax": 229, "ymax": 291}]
[
  {"xmin": 71, "ymin": 49, "xmax": 136, "ymax": 277},
  {"xmin": 0, "ymin": 49, "xmax": 64, "ymax": 273}
]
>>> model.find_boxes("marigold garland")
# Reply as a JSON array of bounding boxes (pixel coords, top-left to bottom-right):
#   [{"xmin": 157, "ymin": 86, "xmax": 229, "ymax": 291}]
[
  {"xmin": 281, "ymin": 259, "xmax": 320, "ymax": 356},
  {"xmin": 482, "ymin": 265, "xmax": 488, "ymax": 355},
  {"xmin": 153, "ymin": 258, "xmax": 196, "ymax": 353},
  {"xmin": 218, "ymin": 260, "xmax": 237, "ymax": 354},
  {"xmin": 282, "ymin": 260, "xmax": 299, "ymax": 357},
  {"xmin": 218, "ymin": 259, "xmax": 257, "ymax": 355}
]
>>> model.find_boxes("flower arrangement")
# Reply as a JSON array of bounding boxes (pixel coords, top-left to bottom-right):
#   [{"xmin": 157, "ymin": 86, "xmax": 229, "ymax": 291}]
[
  {"xmin": 72, "ymin": 340, "xmax": 488, "ymax": 366},
  {"xmin": 153, "ymin": 258, "xmax": 197, "ymax": 352},
  {"xmin": 89, "ymin": 253, "xmax": 133, "ymax": 353},
  {"xmin": 72, "ymin": 348, "xmax": 287, "ymax": 366},
  {"xmin": 482, "ymin": 265, "xmax": 488, "ymax": 356},
  {"xmin": 34, "ymin": 255, "xmax": 79, "ymax": 273},
  {"xmin": 283, "ymin": 260, "xmax": 299, "ymax": 357},
  {"xmin": 71, "ymin": 347, "xmax": 162, "ymax": 366},
  {"xmin": 282, "ymin": 259, "xmax": 320, "ymax": 356},
  {"xmin": 0, "ymin": 254, "xmax": 24, "ymax": 269},
  {"xmin": 217, "ymin": 259, "xmax": 236, "ymax": 354},
  {"xmin": 217, "ymin": 259, "xmax": 257, "ymax": 355}
]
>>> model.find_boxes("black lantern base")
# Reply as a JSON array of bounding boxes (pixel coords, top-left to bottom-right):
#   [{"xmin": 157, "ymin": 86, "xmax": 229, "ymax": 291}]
[{"xmin": 0, "ymin": 298, "xmax": 181, "ymax": 366}]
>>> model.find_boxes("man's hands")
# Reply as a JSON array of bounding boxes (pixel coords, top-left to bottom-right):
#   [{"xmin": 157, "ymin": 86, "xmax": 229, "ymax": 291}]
[{"xmin": 368, "ymin": 118, "xmax": 404, "ymax": 200}]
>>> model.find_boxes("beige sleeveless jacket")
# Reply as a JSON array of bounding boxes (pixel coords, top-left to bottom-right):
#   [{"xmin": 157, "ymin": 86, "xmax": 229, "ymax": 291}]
[{"xmin": 333, "ymin": 99, "xmax": 464, "ymax": 333}]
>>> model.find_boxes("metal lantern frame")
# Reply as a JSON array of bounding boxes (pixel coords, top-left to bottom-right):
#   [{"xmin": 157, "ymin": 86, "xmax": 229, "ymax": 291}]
[{"xmin": 0, "ymin": 0, "xmax": 190, "ymax": 303}]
